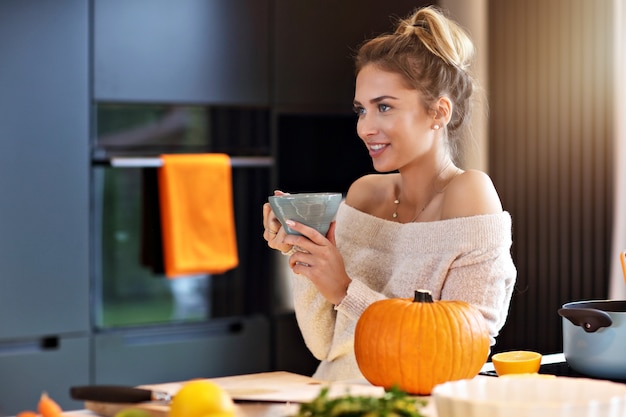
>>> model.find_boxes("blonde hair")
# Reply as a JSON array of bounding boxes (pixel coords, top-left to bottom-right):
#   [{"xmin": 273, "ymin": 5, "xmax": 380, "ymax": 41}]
[{"xmin": 355, "ymin": 6, "xmax": 477, "ymax": 160}]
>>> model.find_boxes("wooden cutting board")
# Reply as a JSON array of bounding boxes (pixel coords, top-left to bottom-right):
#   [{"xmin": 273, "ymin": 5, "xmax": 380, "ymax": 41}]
[
  {"xmin": 82, "ymin": 371, "xmax": 386, "ymax": 417},
  {"xmin": 83, "ymin": 401, "xmax": 300, "ymax": 417}
]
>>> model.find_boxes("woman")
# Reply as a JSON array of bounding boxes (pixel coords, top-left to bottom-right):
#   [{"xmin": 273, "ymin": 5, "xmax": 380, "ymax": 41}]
[{"xmin": 263, "ymin": 5, "xmax": 516, "ymax": 381}]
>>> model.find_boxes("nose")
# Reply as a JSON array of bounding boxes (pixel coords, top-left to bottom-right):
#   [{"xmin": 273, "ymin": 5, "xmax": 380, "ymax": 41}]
[{"xmin": 356, "ymin": 114, "xmax": 377, "ymax": 140}]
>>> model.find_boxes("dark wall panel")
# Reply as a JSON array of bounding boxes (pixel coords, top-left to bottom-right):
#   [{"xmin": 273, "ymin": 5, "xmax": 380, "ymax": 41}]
[
  {"xmin": 489, "ymin": 0, "xmax": 614, "ymax": 354},
  {"xmin": 273, "ymin": 0, "xmax": 433, "ymax": 110}
]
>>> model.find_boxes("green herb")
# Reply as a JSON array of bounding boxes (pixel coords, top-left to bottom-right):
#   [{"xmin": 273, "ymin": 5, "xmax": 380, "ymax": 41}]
[{"xmin": 292, "ymin": 386, "xmax": 427, "ymax": 417}]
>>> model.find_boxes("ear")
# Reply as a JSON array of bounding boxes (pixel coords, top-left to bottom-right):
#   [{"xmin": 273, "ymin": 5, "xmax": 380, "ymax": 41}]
[{"xmin": 432, "ymin": 96, "xmax": 453, "ymax": 126}]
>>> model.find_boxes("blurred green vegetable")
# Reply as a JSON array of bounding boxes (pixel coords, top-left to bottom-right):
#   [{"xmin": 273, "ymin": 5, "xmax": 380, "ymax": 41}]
[
  {"xmin": 292, "ymin": 386, "xmax": 426, "ymax": 417},
  {"xmin": 113, "ymin": 408, "xmax": 153, "ymax": 417}
]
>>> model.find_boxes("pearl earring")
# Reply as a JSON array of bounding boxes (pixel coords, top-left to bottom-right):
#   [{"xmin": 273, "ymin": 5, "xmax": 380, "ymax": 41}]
[{"xmin": 433, "ymin": 124, "xmax": 440, "ymax": 130}]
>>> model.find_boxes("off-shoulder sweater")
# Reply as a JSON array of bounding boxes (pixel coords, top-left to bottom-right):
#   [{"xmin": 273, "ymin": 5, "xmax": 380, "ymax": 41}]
[{"xmin": 291, "ymin": 202, "xmax": 517, "ymax": 381}]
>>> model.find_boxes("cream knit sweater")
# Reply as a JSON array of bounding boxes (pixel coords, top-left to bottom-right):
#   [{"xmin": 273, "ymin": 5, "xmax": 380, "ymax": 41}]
[{"xmin": 291, "ymin": 202, "xmax": 517, "ymax": 381}]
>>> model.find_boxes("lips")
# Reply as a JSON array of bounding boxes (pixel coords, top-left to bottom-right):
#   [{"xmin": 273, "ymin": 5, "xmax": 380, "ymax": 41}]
[{"xmin": 367, "ymin": 143, "xmax": 389, "ymax": 157}]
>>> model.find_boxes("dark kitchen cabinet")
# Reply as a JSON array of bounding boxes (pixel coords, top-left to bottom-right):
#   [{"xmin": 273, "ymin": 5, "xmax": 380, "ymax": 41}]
[
  {"xmin": 0, "ymin": 336, "xmax": 90, "ymax": 413},
  {"xmin": 0, "ymin": 2, "xmax": 90, "ymax": 414},
  {"xmin": 0, "ymin": 1, "xmax": 90, "ymax": 341},
  {"xmin": 93, "ymin": 316, "xmax": 271, "ymax": 386},
  {"xmin": 93, "ymin": 0, "xmax": 270, "ymax": 105}
]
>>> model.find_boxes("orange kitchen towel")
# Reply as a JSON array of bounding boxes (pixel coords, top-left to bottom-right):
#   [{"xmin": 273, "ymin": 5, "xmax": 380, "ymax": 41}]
[{"xmin": 158, "ymin": 153, "xmax": 238, "ymax": 278}]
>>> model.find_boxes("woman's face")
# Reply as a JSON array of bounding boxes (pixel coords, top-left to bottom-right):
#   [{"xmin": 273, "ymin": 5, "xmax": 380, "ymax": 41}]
[{"xmin": 353, "ymin": 64, "xmax": 437, "ymax": 173}]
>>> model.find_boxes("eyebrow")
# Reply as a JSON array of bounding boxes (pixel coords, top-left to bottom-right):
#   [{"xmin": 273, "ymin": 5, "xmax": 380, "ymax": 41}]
[{"xmin": 353, "ymin": 95, "xmax": 399, "ymax": 106}]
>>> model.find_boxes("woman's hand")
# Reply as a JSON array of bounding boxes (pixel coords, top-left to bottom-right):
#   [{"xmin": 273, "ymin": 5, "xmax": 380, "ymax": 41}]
[
  {"xmin": 281, "ymin": 220, "xmax": 351, "ymax": 306},
  {"xmin": 262, "ymin": 190, "xmax": 292, "ymax": 253}
]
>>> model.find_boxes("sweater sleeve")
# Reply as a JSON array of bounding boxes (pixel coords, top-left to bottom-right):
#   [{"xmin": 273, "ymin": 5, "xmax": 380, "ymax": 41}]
[
  {"xmin": 334, "ymin": 279, "xmax": 387, "ymax": 321},
  {"xmin": 291, "ymin": 273, "xmax": 338, "ymax": 360},
  {"xmin": 439, "ymin": 245, "xmax": 517, "ymax": 345},
  {"xmin": 291, "ymin": 265, "xmax": 387, "ymax": 361}
]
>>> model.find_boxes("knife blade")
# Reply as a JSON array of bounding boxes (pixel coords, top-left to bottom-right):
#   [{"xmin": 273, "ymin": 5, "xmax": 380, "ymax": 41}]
[{"xmin": 70, "ymin": 385, "xmax": 172, "ymax": 403}]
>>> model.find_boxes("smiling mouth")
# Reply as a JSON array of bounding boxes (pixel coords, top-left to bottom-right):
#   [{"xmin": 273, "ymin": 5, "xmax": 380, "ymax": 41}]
[{"xmin": 367, "ymin": 143, "xmax": 389, "ymax": 159}]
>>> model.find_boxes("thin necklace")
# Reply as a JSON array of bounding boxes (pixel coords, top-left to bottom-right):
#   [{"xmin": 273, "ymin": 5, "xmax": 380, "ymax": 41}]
[
  {"xmin": 391, "ymin": 194, "xmax": 422, "ymax": 223},
  {"xmin": 392, "ymin": 165, "xmax": 459, "ymax": 223},
  {"xmin": 392, "ymin": 194, "xmax": 431, "ymax": 223}
]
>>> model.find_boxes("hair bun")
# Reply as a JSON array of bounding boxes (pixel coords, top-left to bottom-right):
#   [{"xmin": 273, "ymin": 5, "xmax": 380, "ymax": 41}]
[{"xmin": 402, "ymin": 7, "xmax": 474, "ymax": 71}]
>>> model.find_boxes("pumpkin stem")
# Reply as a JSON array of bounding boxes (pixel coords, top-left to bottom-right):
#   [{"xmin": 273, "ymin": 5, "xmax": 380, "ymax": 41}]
[{"xmin": 413, "ymin": 289, "xmax": 433, "ymax": 303}]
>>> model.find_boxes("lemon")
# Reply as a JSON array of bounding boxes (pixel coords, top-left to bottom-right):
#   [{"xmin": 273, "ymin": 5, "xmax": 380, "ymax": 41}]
[
  {"xmin": 491, "ymin": 350, "xmax": 542, "ymax": 376},
  {"xmin": 169, "ymin": 380, "xmax": 235, "ymax": 417}
]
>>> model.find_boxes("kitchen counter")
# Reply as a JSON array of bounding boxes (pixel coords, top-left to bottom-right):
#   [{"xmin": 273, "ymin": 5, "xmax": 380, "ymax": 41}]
[
  {"xmin": 61, "ymin": 402, "xmax": 437, "ymax": 417},
  {"xmin": 60, "ymin": 403, "xmax": 303, "ymax": 417},
  {"xmin": 59, "ymin": 353, "xmax": 568, "ymax": 417}
]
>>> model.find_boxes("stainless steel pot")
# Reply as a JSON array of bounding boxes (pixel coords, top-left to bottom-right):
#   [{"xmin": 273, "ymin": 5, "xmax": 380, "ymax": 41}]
[{"xmin": 558, "ymin": 300, "xmax": 626, "ymax": 380}]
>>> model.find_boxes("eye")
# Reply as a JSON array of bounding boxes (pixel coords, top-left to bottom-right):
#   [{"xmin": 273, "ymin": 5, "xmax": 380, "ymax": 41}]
[
  {"xmin": 353, "ymin": 105, "xmax": 366, "ymax": 117},
  {"xmin": 378, "ymin": 103, "xmax": 391, "ymax": 112}
]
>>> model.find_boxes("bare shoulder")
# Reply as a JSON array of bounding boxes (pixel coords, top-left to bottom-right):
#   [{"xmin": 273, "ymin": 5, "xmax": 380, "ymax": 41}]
[
  {"xmin": 345, "ymin": 173, "xmax": 396, "ymax": 215},
  {"xmin": 441, "ymin": 169, "xmax": 503, "ymax": 218}
]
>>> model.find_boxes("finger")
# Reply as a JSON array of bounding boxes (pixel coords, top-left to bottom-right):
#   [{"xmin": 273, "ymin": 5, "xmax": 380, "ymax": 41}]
[
  {"xmin": 263, "ymin": 228, "xmax": 276, "ymax": 242},
  {"xmin": 289, "ymin": 252, "xmax": 312, "ymax": 270},
  {"xmin": 262, "ymin": 207, "xmax": 273, "ymax": 240},
  {"xmin": 263, "ymin": 201, "xmax": 272, "ymax": 218},
  {"xmin": 264, "ymin": 202, "xmax": 285, "ymax": 233},
  {"xmin": 283, "ymin": 220, "xmax": 326, "ymax": 245},
  {"xmin": 327, "ymin": 221, "xmax": 337, "ymax": 245},
  {"xmin": 264, "ymin": 225, "xmax": 292, "ymax": 253},
  {"xmin": 269, "ymin": 216, "xmax": 283, "ymax": 234},
  {"xmin": 265, "ymin": 228, "xmax": 286, "ymax": 248},
  {"xmin": 277, "ymin": 238, "xmax": 296, "ymax": 254},
  {"xmin": 262, "ymin": 202, "xmax": 272, "ymax": 232}
]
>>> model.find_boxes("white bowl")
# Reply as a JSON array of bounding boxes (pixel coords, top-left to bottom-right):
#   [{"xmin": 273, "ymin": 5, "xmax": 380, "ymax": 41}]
[{"xmin": 432, "ymin": 376, "xmax": 626, "ymax": 417}]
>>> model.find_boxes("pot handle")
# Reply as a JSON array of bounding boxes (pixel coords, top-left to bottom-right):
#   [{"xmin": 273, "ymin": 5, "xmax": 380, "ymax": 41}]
[{"xmin": 558, "ymin": 307, "xmax": 613, "ymax": 333}]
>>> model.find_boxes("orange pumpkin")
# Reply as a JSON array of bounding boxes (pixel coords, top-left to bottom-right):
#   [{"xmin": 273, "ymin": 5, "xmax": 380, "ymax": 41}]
[{"xmin": 354, "ymin": 289, "xmax": 490, "ymax": 395}]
